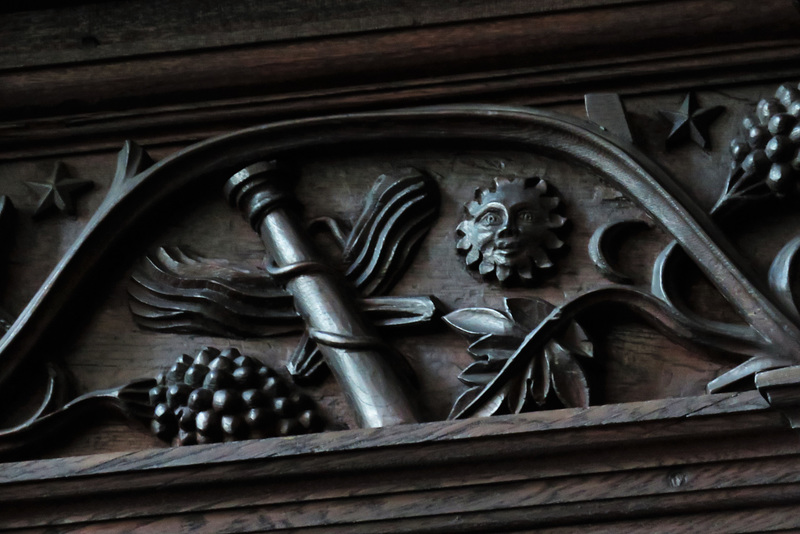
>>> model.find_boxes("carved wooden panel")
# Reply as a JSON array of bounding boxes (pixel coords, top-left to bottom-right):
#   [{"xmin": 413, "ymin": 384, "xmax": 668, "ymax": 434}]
[{"xmin": 1, "ymin": 1, "xmax": 800, "ymax": 532}]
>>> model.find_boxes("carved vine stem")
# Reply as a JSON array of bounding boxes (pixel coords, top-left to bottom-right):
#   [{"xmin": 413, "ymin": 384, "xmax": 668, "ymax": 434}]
[
  {"xmin": 0, "ymin": 373, "xmax": 154, "ymax": 456},
  {"xmin": 450, "ymin": 286, "xmax": 770, "ymax": 419},
  {"xmin": 0, "ymin": 107, "xmax": 798, "ymax": 424},
  {"xmin": 650, "ymin": 84, "xmax": 800, "ymax": 391},
  {"xmin": 0, "ymin": 196, "xmax": 16, "ymax": 334}
]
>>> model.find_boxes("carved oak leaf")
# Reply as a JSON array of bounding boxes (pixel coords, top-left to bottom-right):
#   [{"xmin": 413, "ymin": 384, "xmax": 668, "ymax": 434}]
[{"xmin": 444, "ymin": 297, "xmax": 592, "ymax": 419}]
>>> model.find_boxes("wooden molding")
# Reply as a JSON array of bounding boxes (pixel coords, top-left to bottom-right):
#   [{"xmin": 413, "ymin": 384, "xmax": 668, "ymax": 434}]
[
  {"xmin": 2, "ymin": 103, "xmax": 800, "ymax": 531},
  {"xmin": 1, "ymin": 0, "xmax": 799, "ymax": 158},
  {"xmin": 2, "ymin": 3, "xmax": 800, "ymax": 532},
  {"xmin": 1, "ymin": 392, "xmax": 798, "ymax": 532},
  {"xmin": 0, "ymin": 0, "xmax": 660, "ymax": 70}
]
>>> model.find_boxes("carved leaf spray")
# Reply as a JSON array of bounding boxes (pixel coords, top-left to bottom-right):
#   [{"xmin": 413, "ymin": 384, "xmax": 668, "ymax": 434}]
[
  {"xmin": 1, "ymin": 99, "xmax": 800, "ymax": 454},
  {"xmin": 443, "ymin": 83, "xmax": 800, "ymax": 419},
  {"xmin": 445, "ymin": 298, "xmax": 593, "ymax": 418}
]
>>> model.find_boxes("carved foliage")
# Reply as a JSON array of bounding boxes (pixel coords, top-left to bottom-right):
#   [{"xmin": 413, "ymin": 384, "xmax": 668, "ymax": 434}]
[
  {"xmin": 7, "ymin": 101, "xmax": 800, "ymax": 444},
  {"xmin": 0, "ymin": 367, "xmax": 154, "ymax": 458},
  {"xmin": 343, "ymin": 169, "xmax": 440, "ymax": 296},
  {"xmin": 130, "ymin": 169, "xmax": 441, "ymax": 389},
  {"xmin": 445, "ymin": 297, "xmax": 593, "ymax": 418},
  {"xmin": 129, "ymin": 247, "xmax": 300, "ymax": 338},
  {"xmin": 290, "ymin": 168, "xmax": 440, "ymax": 384}
]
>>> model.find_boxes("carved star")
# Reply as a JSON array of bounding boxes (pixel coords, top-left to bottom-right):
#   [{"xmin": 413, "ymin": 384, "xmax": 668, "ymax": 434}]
[
  {"xmin": 26, "ymin": 162, "xmax": 93, "ymax": 219},
  {"xmin": 658, "ymin": 92, "xmax": 725, "ymax": 150}
]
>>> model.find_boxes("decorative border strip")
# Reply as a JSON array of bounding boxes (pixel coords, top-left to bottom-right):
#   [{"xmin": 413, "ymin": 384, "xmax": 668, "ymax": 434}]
[{"xmin": 1, "ymin": 392, "xmax": 797, "ymax": 532}]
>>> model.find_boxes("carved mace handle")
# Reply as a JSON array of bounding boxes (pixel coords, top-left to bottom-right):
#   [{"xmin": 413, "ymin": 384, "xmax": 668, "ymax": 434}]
[{"xmin": 225, "ymin": 162, "xmax": 421, "ymax": 428}]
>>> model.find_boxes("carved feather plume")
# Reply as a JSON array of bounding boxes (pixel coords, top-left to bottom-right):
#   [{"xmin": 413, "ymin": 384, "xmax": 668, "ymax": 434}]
[
  {"xmin": 129, "ymin": 247, "xmax": 301, "ymax": 337},
  {"xmin": 343, "ymin": 169, "xmax": 440, "ymax": 296}
]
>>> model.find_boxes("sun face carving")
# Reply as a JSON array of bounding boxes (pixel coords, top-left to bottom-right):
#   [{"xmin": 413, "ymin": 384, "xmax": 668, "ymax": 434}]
[{"xmin": 456, "ymin": 176, "xmax": 567, "ymax": 284}]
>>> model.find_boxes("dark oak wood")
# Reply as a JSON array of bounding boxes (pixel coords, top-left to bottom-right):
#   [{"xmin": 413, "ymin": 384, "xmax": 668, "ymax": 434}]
[
  {"xmin": 0, "ymin": 0, "xmax": 653, "ymax": 70},
  {"xmin": 1, "ymin": 0, "xmax": 798, "ymax": 159},
  {"xmin": 2, "ymin": 1, "xmax": 800, "ymax": 532},
  {"xmin": 3, "ymin": 104, "xmax": 794, "ymax": 429},
  {"xmin": 0, "ymin": 85, "xmax": 792, "ymax": 444},
  {"xmin": 1, "ymin": 392, "xmax": 798, "ymax": 532}
]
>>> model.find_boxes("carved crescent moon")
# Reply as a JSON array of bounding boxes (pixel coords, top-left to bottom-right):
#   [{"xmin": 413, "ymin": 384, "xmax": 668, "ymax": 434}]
[
  {"xmin": 769, "ymin": 236, "xmax": 800, "ymax": 324},
  {"xmin": 2, "ymin": 105, "xmax": 800, "ymax": 389},
  {"xmin": 588, "ymin": 218, "xmax": 652, "ymax": 285}
]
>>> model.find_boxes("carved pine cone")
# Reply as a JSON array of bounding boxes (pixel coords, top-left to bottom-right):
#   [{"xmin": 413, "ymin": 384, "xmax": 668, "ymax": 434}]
[
  {"xmin": 149, "ymin": 347, "xmax": 324, "ymax": 446},
  {"xmin": 729, "ymin": 83, "xmax": 800, "ymax": 195}
]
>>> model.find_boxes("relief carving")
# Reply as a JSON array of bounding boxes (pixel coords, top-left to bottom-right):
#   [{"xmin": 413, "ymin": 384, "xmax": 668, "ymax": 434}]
[
  {"xmin": 149, "ymin": 348, "xmax": 324, "ymax": 446},
  {"xmin": 658, "ymin": 92, "xmax": 725, "ymax": 150},
  {"xmin": 224, "ymin": 162, "xmax": 427, "ymax": 428},
  {"xmin": 455, "ymin": 177, "xmax": 566, "ymax": 284},
  {"xmin": 724, "ymin": 83, "xmax": 800, "ymax": 202},
  {"xmin": 25, "ymin": 162, "xmax": 93, "ymax": 219},
  {"xmin": 3, "ymin": 83, "xmax": 800, "ymax": 455},
  {"xmin": 0, "ymin": 196, "xmax": 15, "ymax": 335},
  {"xmin": 444, "ymin": 297, "xmax": 593, "ymax": 418}
]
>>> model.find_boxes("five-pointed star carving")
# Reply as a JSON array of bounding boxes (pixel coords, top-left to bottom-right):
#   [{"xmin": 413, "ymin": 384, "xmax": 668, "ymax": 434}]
[
  {"xmin": 25, "ymin": 162, "xmax": 93, "ymax": 219},
  {"xmin": 658, "ymin": 92, "xmax": 725, "ymax": 150}
]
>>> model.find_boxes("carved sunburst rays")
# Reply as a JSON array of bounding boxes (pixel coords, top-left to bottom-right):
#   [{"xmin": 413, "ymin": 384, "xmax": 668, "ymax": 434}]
[{"xmin": 456, "ymin": 176, "xmax": 566, "ymax": 283}]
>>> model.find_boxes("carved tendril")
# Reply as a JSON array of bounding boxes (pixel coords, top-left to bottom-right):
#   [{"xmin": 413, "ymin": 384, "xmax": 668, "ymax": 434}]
[
  {"xmin": 0, "ymin": 367, "xmax": 155, "ymax": 458},
  {"xmin": 650, "ymin": 82, "xmax": 800, "ymax": 391},
  {"xmin": 447, "ymin": 286, "xmax": 774, "ymax": 420},
  {"xmin": 2, "ymin": 106, "xmax": 800, "ymax": 427}
]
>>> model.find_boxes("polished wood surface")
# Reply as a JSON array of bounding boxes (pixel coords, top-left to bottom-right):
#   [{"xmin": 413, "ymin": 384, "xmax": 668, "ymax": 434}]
[
  {"xmin": 1, "ymin": 0, "xmax": 798, "ymax": 159},
  {"xmin": 2, "ymin": 392, "xmax": 798, "ymax": 532},
  {"xmin": 1, "ymin": 1, "xmax": 800, "ymax": 532}
]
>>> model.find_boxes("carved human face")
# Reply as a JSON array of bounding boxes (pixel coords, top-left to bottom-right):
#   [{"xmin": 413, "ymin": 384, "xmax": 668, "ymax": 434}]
[{"xmin": 456, "ymin": 177, "xmax": 565, "ymax": 283}]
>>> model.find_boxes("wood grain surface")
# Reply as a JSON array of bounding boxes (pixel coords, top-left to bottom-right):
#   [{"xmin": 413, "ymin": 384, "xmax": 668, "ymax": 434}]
[
  {"xmin": 1, "ymin": 0, "xmax": 798, "ymax": 159},
  {"xmin": 1, "ymin": 392, "xmax": 797, "ymax": 532},
  {"xmin": 0, "ymin": 0, "xmax": 657, "ymax": 70},
  {"xmin": 1, "ymin": 1, "xmax": 800, "ymax": 532}
]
